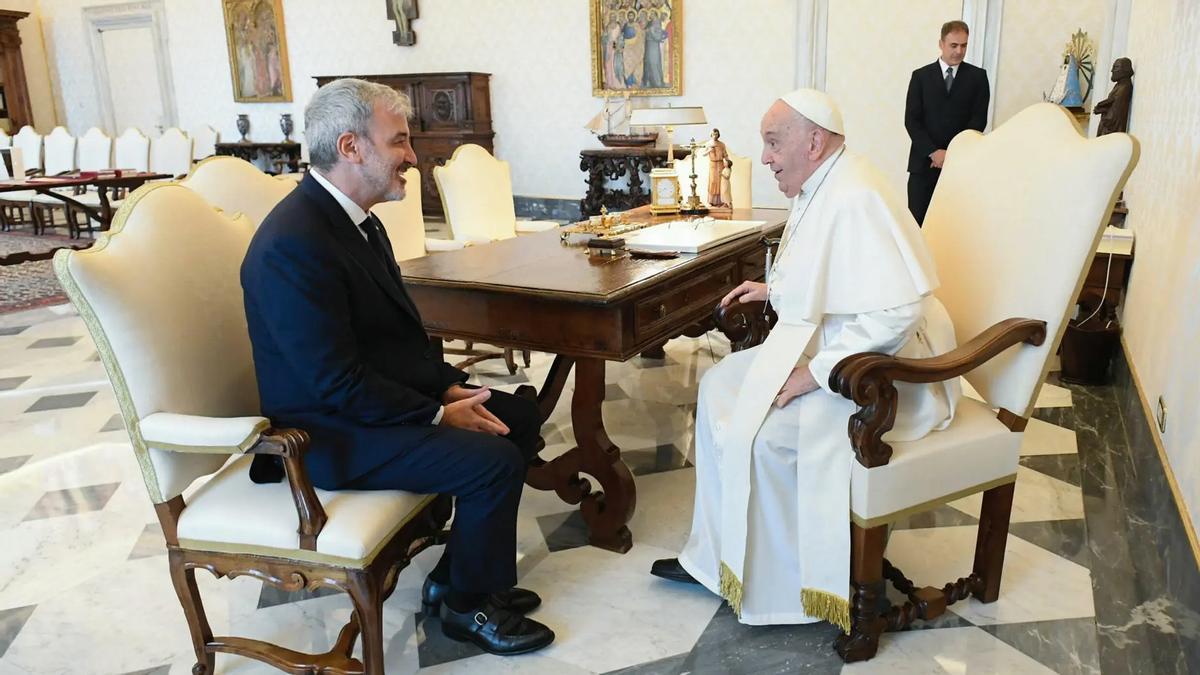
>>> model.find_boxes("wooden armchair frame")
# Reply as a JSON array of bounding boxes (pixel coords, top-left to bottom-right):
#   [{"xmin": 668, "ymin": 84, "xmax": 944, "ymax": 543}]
[
  {"xmin": 155, "ymin": 426, "xmax": 451, "ymax": 675},
  {"xmin": 714, "ymin": 301, "xmax": 1047, "ymax": 663}
]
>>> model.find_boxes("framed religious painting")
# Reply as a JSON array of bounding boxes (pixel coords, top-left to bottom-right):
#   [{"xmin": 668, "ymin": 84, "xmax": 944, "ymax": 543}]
[
  {"xmin": 221, "ymin": 0, "xmax": 293, "ymax": 102},
  {"xmin": 590, "ymin": 0, "xmax": 683, "ymax": 97}
]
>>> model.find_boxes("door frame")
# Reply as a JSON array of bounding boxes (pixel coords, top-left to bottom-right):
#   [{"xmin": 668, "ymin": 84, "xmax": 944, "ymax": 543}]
[{"xmin": 84, "ymin": 0, "xmax": 178, "ymax": 134}]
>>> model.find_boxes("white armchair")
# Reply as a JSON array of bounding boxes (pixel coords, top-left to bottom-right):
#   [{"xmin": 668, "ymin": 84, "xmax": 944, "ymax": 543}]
[
  {"xmin": 0, "ymin": 126, "xmax": 42, "ymax": 228},
  {"xmin": 150, "ymin": 127, "xmax": 193, "ymax": 178},
  {"xmin": 115, "ymin": 127, "xmax": 151, "ymax": 172},
  {"xmin": 716, "ymin": 103, "xmax": 1137, "ymax": 663},
  {"xmin": 372, "ymin": 167, "xmax": 465, "ymax": 261},
  {"xmin": 54, "ymin": 183, "xmax": 451, "ymax": 674},
  {"xmin": 181, "ymin": 155, "xmax": 296, "ymax": 227},
  {"xmin": 189, "ymin": 124, "xmax": 219, "ymax": 161},
  {"xmin": 433, "ymin": 144, "xmax": 559, "ymax": 244}
]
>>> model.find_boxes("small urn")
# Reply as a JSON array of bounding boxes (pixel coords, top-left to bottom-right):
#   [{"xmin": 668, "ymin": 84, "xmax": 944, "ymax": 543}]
[
  {"xmin": 279, "ymin": 113, "xmax": 294, "ymax": 141},
  {"xmin": 236, "ymin": 114, "xmax": 250, "ymax": 142}
]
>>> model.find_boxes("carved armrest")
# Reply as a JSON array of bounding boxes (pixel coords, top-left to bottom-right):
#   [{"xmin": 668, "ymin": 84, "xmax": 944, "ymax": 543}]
[
  {"xmin": 713, "ymin": 301, "xmax": 778, "ymax": 352},
  {"xmin": 828, "ymin": 317, "xmax": 1047, "ymax": 468},
  {"xmin": 247, "ymin": 428, "xmax": 329, "ymax": 551}
]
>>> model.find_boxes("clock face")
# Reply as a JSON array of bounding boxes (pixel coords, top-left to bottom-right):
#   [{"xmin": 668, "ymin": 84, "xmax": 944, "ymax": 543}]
[{"xmin": 655, "ymin": 177, "xmax": 678, "ymax": 204}]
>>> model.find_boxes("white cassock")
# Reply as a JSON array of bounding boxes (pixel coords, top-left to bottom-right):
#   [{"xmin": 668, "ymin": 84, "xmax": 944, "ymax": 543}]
[{"xmin": 678, "ymin": 148, "xmax": 961, "ymax": 628}]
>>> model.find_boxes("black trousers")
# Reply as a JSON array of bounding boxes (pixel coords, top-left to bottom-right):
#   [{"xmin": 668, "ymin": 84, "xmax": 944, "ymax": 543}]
[
  {"xmin": 907, "ymin": 168, "xmax": 941, "ymax": 226},
  {"xmin": 343, "ymin": 389, "xmax": 542, "ymax": 594}
]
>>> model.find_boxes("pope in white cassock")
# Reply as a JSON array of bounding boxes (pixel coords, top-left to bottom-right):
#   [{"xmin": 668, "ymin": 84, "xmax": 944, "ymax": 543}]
[{"xmin": 651, "ymin": 89, "xmax": 961, "ymax": 630}]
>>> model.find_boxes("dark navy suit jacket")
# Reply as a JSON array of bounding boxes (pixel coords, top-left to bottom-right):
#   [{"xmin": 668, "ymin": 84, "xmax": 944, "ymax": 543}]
[
  {"xmin": 240, "ymin": 174, "xmax": 467, "ymax": 489},
  {"xmin": 905, "ymin": 60, "xmax": 990, "ymax": 174}
]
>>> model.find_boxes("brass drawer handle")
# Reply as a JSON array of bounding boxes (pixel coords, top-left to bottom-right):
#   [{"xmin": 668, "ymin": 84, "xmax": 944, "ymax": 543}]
[{"xmin": 658, "ymin": 303, "xmax": 667, "ymax": 318}]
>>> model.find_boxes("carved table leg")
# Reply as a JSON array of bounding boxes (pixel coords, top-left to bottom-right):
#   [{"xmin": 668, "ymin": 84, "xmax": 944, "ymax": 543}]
[{"xmin": 526, "ymin": 356, "xmax": 636, "ymax": 553}]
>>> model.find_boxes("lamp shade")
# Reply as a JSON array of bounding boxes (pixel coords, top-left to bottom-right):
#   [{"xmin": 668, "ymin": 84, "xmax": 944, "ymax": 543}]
[{"xmin": 628, "ymin": 106, "xmax": 707, "ymax": 127}]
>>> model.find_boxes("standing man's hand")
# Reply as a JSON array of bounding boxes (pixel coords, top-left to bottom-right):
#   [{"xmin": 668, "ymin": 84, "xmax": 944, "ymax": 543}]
[
  {"xmin": 929, "ymin": 149, "xmax": 947, "ymax": 169},
  {"xmin": 439, "ymin": 387, "xmax": 510, "ymax": 435},
  {"xmin": 720, "ymin": 280, "xmax": 768, "ymax": 308}
]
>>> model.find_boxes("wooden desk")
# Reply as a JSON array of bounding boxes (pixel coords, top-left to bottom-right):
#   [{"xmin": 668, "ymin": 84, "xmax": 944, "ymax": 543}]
[{"xmin": 403, "ymin": 206, "xmax": 788, "ymax": 551}]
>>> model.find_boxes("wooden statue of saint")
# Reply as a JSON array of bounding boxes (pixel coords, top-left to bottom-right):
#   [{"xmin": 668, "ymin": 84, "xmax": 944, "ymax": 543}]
[
  {"xmin": 389, "ymin": 0, "xmax": 418, "ymax": 46},
  {"xmin": 706, "ymin": 129, "xmax": 730, "ymax": 207},
  {"xmin": 1093, "ymin": 57, "xmax": 1133, "ymax": 136}
]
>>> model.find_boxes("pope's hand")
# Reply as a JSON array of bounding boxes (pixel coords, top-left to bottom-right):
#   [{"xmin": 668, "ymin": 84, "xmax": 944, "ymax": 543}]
[
  {"xmin": 720, "ymin": 280, "xmax": 768, "ymax": 308},
  {"xmin": 774, "ymin": 366, "xmax": 819, "ymax": 407}
]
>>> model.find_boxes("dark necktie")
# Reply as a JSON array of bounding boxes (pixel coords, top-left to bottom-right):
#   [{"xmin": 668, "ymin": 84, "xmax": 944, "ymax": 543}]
[
  {"xmin": 360, "ymin": 214, "xmax": 419, "ymax": 315},
  {"xmin": 945, "ymin": 66, "xmax": 954, "ymax": 93}
]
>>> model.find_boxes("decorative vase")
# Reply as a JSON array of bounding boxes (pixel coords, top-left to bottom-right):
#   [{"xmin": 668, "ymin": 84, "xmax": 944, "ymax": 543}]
[
  {"xmin": 236, "ymin": 114, "xmax": 250, "ymax": 142},
  {"xmin": 279, "ymin": 113, "xmax": 293, "ymax": 142}
]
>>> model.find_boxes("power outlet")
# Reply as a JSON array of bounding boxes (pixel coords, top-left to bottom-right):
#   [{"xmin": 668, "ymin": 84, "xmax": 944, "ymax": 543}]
[{"xmin": 1157, "ymin": 395, "xmax": 1167, "ymax": 434}]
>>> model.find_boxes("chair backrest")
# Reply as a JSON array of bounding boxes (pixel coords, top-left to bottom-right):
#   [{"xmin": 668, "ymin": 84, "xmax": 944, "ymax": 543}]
[
  {"xmin": 151, "ymin": 127, "xmax": 193, "ymax": 177},
  {"xmin": 924, "ymin": 103, "xmax": 1137, "ymax": 417},
  {"xmin": 673, "ymin": 145, "xmax": 753, "ymax": 209},
  {"xmin": 77, "ymin": 128, "xmax": 113, "ymax": 172},
  {"xmin": 115, "ymin": 128, "xmax": 150, "ymax": 172},
  {"xmin": 434, "ymin": 144, "xmax": 517, "ymax": 242},
  {"xmin": 54, "ymin": 184, "xmax": 259, "ymax": 503},
  {"xmin": 189, "ymin": 124, "xmax": 219, "ymax": 160},
  {"xmin": 0, "ymin": 148, "xmax": 24, "ymax": 179},
  {"xmin": 372, "ymin": 167, "xmax": 425, "ymax": 261},
  {"xmin": 12, "ymin": 125, "xmax": 42, "ymax": 171},
  {"xmin": 43, "ymin": 127, "xmax": 77, "ymax": 175},
  {"xmin": 181, "ymin": 156, "xmax": 295, "ymax": 227},
  {"xmin": 0, "ymin": 128, "xmax": 11, "ymax": 148}
]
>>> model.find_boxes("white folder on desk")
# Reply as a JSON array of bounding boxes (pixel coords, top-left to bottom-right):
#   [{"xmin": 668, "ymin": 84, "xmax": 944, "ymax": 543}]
[{"xmin": 624, "ymin": 219, "xmax": 766, "ymax": 253}]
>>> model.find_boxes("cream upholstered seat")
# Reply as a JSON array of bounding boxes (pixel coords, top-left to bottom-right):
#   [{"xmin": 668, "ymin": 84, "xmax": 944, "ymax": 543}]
[
  {"xmin": 54, "ymin": 183, "xmax": 449, "ymax": 674},
  {"xmin": 181, "ymin": 155, "xmax": 296, "ymax": 227},
  {"xmin": 150, "ymin": 127, "xmax": 193, "ymax": 178},
  {"xmin": 717, "ymin": 103, "xmax": 1137, "ymax": 663},
  {"xmin": 372, "ymin": 167, "xmax": 464, "ymax": 260},
  {"xmin": 433, "ymin": 143, "xmax": 559, "ymax": 244},
  {"xmin": 672, "ymin": 145, "xmax": 753, "ymax": 209}
]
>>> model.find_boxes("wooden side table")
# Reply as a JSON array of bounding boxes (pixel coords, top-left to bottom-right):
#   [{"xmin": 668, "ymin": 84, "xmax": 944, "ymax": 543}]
[
  {"xmin": 579, "ymin": 146, "xmax": 690, "ymax": 217},
  {"xmin": 215, "ymin": 141, "xmax": 302, "ymax": 174}
]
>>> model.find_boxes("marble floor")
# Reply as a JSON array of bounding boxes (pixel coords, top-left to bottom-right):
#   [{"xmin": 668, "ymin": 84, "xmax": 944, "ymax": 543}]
[{"xmin": 0, "ymin": 303, "xmax": 1197, "ymax": 674}]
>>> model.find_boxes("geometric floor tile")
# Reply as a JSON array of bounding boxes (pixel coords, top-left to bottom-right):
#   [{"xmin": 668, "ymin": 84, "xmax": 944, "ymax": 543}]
[
  {"xmin": 117, "ymin": 667, "xmax": 171, "ymax": 675},
  {"xmin": 0, "ymin": 325, "xmax": 31, "ymax": 336},
  {"xmin": 23, "ymin": 391, "xmax": 97, "ymax": 413},
  {"xmin": 1020, "ymin": 418, "xmax": 1079, "ymax": 456},
  {"xmin": 0, "ymin": 605, "xmax": 36, "ymax": 659},
  {"xmin": 100, "ymin": 413, "xmax": 125, "ymax": 433},
  {"xmin": 849, "ymin": 626, "xmax": 1058, "ymax": 673},
  {"xmin": 0, "ymin": 455, "xmax": 32, "ymax": 476},
  {"xmin": 1035, "ymin": 382, "xmax": 1074, "ymax": 408},
  {"xmin": 621, "ymin": 443, "xmax": 690, "ymax": 476},
  {"xmin": 1019, "ymin": 453, "xmax": 1082, "ymax": 487},
  {"xmin": 982, "ymin": 617, "xmax": 1101, "ymax": 674},
  {"xmin": 22, "ymin": 482, "xmax": 121, "ymax": 520},
  {"xmin": 949, "ymin": 466, "xmax": 1083, "ymax": 522},
  {"xmin": 1008, "ymin": 519, "xmax": 1091, "ymax": 569},
  {"xmin": 674, "ymin": 604, "xmax": 845, "ymax": 674},
  {"xmin": 127, "ymin": 523, "xmax": 166, "ymax": 560},
  {"xmin": 603, "ymin": 652, "xmax": 689, "ymax": 674},
  {"xmin": 885, "ymin": 526, "xmax": 1094, "ymax": 625},
  {"xmin": 26, "ymin": 336, "xmax": 80, "ymax": 349},
  {"xmin": 415, "ymin": 612, "xmax": 486, "ymax": 668},
  {"xmin": 605, "ymin": 383, "xmax": 629, "ymax": 401},
  {"xmin": 536, "ymin": 510, "xmax": 591, "ymax": 553},
  {"xmin": 0, "ymin": 375, "xmax": 30, "ymax": 391},
  {"xmin": 890, "ymin": 503, "xmax": 979, "ymax": 531}
]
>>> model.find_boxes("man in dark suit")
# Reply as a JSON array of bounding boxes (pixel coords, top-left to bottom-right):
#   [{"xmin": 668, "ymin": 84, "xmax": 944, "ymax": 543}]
[
  {"xmin": 240, "ymin": 78, "xmax": 554, "ymax": 655},
  {"xmin": 905, "ymin": 20, "xmax": 990, "ymax": 225}
]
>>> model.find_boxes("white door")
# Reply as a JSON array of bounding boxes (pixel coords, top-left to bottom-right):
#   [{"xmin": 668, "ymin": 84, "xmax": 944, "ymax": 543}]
[{"xmin": 101, "ymin": 26, "xmax": 165, "ymax": 135}]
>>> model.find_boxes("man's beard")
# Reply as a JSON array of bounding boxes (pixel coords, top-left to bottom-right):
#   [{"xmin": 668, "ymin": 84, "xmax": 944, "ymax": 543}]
[{"xmin": 362, "ymin": 150, "xmax": 407, "ymax": 203}]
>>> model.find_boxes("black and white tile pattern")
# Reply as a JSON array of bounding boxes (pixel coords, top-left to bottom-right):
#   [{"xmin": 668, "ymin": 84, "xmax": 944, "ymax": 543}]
[{"xmin": 0, "ymin": 303, "xmax": 1197, "ymax": 673}]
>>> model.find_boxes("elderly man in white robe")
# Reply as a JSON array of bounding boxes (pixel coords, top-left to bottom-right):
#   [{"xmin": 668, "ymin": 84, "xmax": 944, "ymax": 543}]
[{"xmin": 651, "ymin": 89, "xmax": 961, "ymax": 630}]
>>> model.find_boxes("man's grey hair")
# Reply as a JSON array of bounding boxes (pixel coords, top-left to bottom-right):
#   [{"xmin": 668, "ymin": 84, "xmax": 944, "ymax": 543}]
[{"xmin": 304, "ymin": 78, "xmax": 413, "ymax": 170}]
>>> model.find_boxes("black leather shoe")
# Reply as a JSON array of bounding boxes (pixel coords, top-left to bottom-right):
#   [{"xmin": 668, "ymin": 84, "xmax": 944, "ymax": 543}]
[
  {"xmin": 440, "ymin": 600, "xmax": 555, "ymax": 655},
  {"xmin": 650, "ymin": 558, "xmax": 700, "ymax": 584},
  {"xmin": 422, "ymin": 577, "xmax": 542, "ymax": 615}
]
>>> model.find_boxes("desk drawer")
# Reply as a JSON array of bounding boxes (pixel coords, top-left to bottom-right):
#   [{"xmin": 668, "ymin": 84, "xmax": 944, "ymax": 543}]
[
  {"xmin": 635, "ymin": 263, "xmax": 736, "ymax": 337},
  {"xmin": 740, "ymin": 249, "xmax": 767, "ymax": 281}
]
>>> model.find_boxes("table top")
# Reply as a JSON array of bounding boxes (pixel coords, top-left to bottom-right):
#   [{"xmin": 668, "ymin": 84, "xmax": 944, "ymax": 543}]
[
  {"xmin": 215, "ymin": 141, "xmax": 301, "ymax": 149},
  {"xmin": 402, "ymin": 206, "xmax": 788, "ymax": 304},
  {"xmin": 0, "ymin": 171, "xmax": 171, "ymax": 192}
]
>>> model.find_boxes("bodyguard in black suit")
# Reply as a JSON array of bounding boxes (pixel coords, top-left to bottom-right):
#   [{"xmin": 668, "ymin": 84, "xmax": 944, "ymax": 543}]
[
  {"xmin": 905, "ymin": 20, "xmax": 990, "ymax": 225},
  {"xmin": 240, "ymin": 78, "xmax": 554, "ymax": 655}
]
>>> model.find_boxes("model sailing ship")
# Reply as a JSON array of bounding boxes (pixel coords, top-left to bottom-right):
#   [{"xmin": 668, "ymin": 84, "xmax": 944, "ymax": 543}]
[{"xmin": 585, "ymin": 94, "xmax": 657, "ymax": 147}]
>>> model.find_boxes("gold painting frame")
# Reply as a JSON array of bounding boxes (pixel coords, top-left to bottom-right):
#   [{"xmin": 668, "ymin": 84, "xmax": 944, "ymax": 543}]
[
  {"xmin": 590, "ymin": 0, "xmax": 683, "ymax": 97},
  {"xmin": 221, "ymin": 0, "xmax": 293, "ymax": 103}
]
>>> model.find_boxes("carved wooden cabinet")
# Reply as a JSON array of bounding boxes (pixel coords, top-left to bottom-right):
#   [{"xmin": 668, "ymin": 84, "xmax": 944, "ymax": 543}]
[
  {"xmin": 314, "ymin": 72, "xmax": 493, "ymax": 218},
  {"xmin": 0, "ymin": 10, "xmax": 34, "ymax": 131}
]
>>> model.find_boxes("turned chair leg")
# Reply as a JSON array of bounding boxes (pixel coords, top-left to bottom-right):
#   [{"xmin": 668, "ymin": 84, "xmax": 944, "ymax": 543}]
[
  {"xmin": 972, "ymin": 481, "xmax": 1015, "ymax": 603},
  {"xmin": 521, "ymin": 349, "xmax": 531, "ymax": 368},
  {"xmin": 167, "ymin": 554, "xmax": 216, "ymax": 675},
  {"xmin": 503, "ymin": 348, "xmax": 517, "ymax": 375},
  {"xmin": 835, "ymin": 522, "xmax": 888, "ymax": 663},
  {"xmin": 347, "ymin": 570, "xmax": 386, "ymax": 674}
]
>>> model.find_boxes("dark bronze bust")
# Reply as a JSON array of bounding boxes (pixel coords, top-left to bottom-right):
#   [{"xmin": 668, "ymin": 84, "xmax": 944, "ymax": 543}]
[{"xmin": 1094, "ymin": 57, "xmax": 1134, "ymax": 136}]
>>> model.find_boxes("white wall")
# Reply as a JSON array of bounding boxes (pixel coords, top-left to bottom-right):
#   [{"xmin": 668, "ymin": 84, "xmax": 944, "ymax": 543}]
[
  {"xmin": 1120, "ymin": 0, "xmax": 1200, "ymax": 538},
  {"xmin": 38, "ymin": 0, "xmax": 800, "ymax": 205},
  {"xmin": 825, "ymin": 0, "xmax": 962, "ymax": 197},
  {"xmin": 993, "ymin": 0, "xmax": 1106, "ymax": 125}
]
